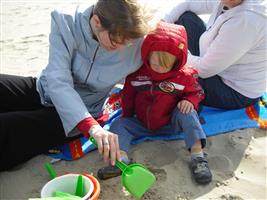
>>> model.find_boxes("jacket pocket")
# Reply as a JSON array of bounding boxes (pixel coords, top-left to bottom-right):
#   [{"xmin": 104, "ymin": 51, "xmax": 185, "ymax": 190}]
[
  {"xmin": 96, "ymin": 68, "xmax": 126, "ymax": 89},
  {"xmin": 72, "ymin": 52, "xmax": 91, "ymax": 86}
]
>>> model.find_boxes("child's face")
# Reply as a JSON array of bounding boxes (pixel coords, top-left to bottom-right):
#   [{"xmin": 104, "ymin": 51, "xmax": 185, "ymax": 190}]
[{"xmin": 149, "ymin": 52, "xmax": 172, "ymax": 73}]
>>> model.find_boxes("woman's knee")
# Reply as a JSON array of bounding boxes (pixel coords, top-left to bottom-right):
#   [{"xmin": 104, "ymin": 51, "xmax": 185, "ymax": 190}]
[{"xmin": 175, "ymin": 11, "xmax": 202, "ymax": 25}]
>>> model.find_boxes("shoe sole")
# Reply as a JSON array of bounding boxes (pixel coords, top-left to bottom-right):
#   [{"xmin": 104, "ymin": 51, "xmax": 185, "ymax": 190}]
[{"xmin": 195, "ymin": 176, "xmax": 212, "ymax": 184}]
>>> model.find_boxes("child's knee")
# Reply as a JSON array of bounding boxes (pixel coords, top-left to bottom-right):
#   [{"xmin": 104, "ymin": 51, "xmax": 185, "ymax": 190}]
[
  {"xmin": 172, "ymin": 108, "xmax": 193, "ymax": 120},
  {"xmin": 110, "ymin": 117, "xmax": 128, "ymax": 131},
  {"xmin": 174, "ymin": 108, "xmax": 198, "ymax": 119}
]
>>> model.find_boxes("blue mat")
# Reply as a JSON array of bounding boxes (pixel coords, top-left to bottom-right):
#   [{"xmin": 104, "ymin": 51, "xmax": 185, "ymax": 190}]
[{"xmin": 48, "ymin": 93, "xmax": 267, "ymax": 161}]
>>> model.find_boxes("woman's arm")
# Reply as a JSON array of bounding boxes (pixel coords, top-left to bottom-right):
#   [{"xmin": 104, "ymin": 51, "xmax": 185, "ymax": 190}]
[
  {"xmin": 45, "ymin": 10, "xmax": 93, "ymax": 135},
  {"xmin": 46, "ymin": 10, "xmax": 121, "ymax": 165},
  {"xmin": 189, "ymin": 15, "xmax": 258, "ymax": 78},
  {"xmin": 163, "ymin": 0, "xmax": 217, "ymax": 23}
]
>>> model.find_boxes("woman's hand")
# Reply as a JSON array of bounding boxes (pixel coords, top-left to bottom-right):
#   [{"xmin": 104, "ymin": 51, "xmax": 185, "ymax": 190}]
[
  {"xmin": 89, "ymin": 125, "xmax": 121, "ymax": 166},
  {"xmin": 177, "ymin": 100, "xmax": 194, "ymax": 114}
]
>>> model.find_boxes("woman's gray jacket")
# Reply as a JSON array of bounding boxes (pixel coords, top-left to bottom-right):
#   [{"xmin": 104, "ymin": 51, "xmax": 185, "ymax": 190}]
[{"xmin": 37, "ymin": 5, "xmax": 143, "ymax": 136}]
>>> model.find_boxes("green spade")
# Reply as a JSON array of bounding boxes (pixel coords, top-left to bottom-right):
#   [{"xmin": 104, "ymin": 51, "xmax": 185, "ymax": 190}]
[
  {"xmin": 75, "ymin": 175, "xmax": 84, "ymax": 197},
  {"xmin": 45, "ymin": 163, "xmax": 57, "ymax": 179},
  {"xmin": 90, "ymin": 137, "xmax": 156, "ymax": 198}
]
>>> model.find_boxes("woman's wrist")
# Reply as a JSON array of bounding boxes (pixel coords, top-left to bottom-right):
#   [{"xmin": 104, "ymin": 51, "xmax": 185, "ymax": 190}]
[
  {"xmin": 88, "ymin": 124, "xmax": 102, "ymax": 136},
  {"xmin": 77, "ymin": 117, "xmax": 99, "ymax": 137}
]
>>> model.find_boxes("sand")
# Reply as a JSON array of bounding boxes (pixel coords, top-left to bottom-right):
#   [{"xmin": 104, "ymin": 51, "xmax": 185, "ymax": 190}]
[{"xmin": 0, "ymin": 1, "xmax": 266, "ymax": 199}]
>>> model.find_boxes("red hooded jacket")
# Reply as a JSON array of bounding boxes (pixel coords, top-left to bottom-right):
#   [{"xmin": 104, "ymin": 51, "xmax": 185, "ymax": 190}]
[{"xmin": 122, "ymin": 22, "xmax": 204, "ymax": 130}]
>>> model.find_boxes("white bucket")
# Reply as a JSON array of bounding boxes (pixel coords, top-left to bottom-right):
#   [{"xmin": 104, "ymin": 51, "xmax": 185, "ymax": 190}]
[{"xmin": 41, "ymin": 174, "xmax": 94, "ymax": 199}]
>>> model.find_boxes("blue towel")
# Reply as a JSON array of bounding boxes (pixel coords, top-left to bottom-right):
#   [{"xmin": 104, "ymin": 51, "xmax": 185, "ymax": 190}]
[{"xmin": 48, "ymin": 93, "xmax": 267, "ymax": 161}]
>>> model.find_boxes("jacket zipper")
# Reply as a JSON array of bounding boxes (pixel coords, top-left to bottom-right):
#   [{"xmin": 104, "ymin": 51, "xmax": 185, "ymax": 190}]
[
  {"xmin": 84, "ymin": 45, "xmax": 99, "ymax": 84},
  {"xmin": 146, "ymin": 84, "xmax": 154, "ymax": 129}
]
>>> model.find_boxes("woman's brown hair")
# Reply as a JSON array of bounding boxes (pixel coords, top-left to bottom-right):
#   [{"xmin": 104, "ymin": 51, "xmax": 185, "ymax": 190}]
[{"xmin": 93, "ymin": 0, "xmax": 152, "ymax": 44}]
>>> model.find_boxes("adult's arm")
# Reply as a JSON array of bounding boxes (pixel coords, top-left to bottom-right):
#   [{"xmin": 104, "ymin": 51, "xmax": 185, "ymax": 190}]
[
  {"xmin": 46, "ymin": 11, "xmax": 120, "ymax": 165},
  {"xmin": 45, "ymin": 10, "xmax": 93, "ymax": 135},
  {"xmin": 188, "ymin": 15, "xmax": 258, "ymax": 78},
  {"xmin": 163, "ymin": 0, "xmax": 217, "ymax": 23}
]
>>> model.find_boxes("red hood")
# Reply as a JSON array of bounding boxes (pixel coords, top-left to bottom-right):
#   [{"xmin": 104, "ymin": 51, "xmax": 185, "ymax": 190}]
[{"xmin": 141, "ymin": 22, "xmax": 188, "ymax": 81}]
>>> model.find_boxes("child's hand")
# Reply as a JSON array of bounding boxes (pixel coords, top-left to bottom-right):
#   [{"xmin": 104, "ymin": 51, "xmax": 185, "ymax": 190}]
[{"xmin": 177, "ymin": 100, "xmax": 194, "ymax": 114}]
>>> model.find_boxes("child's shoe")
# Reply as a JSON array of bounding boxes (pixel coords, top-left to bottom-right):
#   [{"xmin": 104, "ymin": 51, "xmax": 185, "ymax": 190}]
[{"xmin": 190, "ymin": 157, "xmax": 212, "ymax": 184}]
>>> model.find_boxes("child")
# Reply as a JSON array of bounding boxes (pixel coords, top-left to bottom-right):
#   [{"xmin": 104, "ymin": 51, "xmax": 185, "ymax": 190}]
[{"xmin": 97, "ymin": 22, "xmax": 212, "ymax": 184}]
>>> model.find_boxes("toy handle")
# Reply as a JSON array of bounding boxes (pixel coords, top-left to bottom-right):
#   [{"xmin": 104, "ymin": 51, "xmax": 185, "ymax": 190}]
[{"xmin": 89, "ymin": 137, "xmax": 128, "ymax": 171}]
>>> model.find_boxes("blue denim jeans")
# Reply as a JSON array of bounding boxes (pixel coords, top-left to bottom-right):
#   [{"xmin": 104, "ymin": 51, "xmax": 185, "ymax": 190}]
[{"xmin": 110, "ymin": 108, "xmax": 206, "ymax": 153}]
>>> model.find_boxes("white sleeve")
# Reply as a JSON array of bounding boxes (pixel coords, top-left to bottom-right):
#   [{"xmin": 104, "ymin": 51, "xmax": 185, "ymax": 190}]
[
  {"xmin": 190, "ymin": 16, "xmax": 258, "ymax": 78},
  {"xmin": 163, "ymin": 0, "xmax": 217, "ymax": 23}
]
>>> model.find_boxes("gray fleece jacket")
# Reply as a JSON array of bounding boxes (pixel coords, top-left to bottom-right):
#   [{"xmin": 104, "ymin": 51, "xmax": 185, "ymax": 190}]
[{"xmin": 37, "ymin": 5, "xmax": 143, "ymax": 136}]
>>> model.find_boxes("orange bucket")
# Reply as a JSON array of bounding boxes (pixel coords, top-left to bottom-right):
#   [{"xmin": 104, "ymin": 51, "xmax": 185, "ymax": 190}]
[
  {"xmin": 83, "ymin": 174, "xmax": 101, "ymax": 200},
  {"xmin": 67, "ymin": 173, "xmax": 101, "ymax": 200}
]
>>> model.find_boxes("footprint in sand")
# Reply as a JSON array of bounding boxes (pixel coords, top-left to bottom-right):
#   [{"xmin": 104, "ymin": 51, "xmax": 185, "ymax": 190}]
[
  {"xmin": 220, "ymin": 194, "xmax": 244, "ymax": 200},
  {"xmin": 149, "ymin": 168, "xmax": 167, "ymax": 182},
  {"xmin": 208, "ymin": 155, "xmax": 233, "ymax": 172},
  {"xmin": 142, "ymin": 187, "xmax": 164, "ymax": 200},
  {"xmin": 141, "ymin": 142, "xmax": 178, "ymax": 167},
  {"xmin": 22, "ymin": 34, "xmax": 47, "ymax": 39}
]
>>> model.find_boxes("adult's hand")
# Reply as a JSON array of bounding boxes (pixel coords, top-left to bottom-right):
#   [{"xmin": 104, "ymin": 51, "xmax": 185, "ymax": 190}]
[{"xmin": 89, "ymin": 125, "xmax": 121, "ymax": 166}]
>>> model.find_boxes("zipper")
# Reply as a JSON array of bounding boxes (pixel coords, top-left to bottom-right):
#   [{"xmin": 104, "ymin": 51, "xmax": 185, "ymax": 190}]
[
  {"xmin": 84, "ymin": 45, "xmax": 99, "ymax": 84},
  {"xmin": 146, "ymin": 84, "xmax": 154, "ymax": 129}
]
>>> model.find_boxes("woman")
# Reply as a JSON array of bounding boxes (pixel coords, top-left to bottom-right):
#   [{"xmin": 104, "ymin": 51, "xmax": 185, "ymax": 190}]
[
  {"xmin": 164, "ymin": 0, "xmax": 267, "ymax": 109},
  {"xmin": 0, "ymin": 0, "xmax": 151, "ymax": 171}
]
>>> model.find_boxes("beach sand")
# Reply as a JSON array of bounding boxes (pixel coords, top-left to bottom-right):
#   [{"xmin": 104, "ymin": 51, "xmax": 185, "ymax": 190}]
[{"xmin": 0, "ymin": 1, "xmax": 266, "ymax": 199}]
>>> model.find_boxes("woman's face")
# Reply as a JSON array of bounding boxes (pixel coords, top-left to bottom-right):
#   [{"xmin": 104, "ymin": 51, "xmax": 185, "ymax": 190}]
[
  {"xmin": 221, "ymin": 0, "xmax": 243, "ymax": 8},
  {"xmin": 95, "ymin": 29, "xmax": 128, "ymax": 51},
  {"xmin": 91, "ymin": 15, "xmax": 133, "ymax": 51}
]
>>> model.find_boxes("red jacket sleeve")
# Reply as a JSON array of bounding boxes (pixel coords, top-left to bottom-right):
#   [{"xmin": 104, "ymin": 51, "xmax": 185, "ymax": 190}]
[
  {"xmin": 181, "ymin": 68, "xmax": 205, "ymax": 110},
  {"xmin": 76, "ymin": 117, "xmax": 99, "ymax": 138},
  {"xmin": 121, "ymin": 75, "xmax": 136, "ymax": 117}
]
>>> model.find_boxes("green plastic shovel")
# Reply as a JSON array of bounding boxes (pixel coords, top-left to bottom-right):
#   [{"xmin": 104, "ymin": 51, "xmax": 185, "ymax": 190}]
[
  {"xmin": 45, "ymin": 163, "xmax": 57, "ymax": 179},
  {"xmin": 75, "ymin": 175, "xmax": 84, "ymax": 197},
  {"xmin": 90, "ymin": 137, "xmax": 156, "ymax": 198}
]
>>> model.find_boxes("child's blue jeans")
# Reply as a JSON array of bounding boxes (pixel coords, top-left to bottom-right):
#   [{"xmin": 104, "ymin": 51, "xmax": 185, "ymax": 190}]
[{"xmin": 110, "ymin": 108, "xmax": 206, "ymax": 153}]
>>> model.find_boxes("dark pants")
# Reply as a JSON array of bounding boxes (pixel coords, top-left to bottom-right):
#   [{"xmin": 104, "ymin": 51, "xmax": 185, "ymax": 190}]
[
  {"xmin": 0, "ymin": 74, "xmax": 76, "ymax": 171},
  {"xmin": 175, "ymin": 12, "xmax": 259, "ymax": 109}
]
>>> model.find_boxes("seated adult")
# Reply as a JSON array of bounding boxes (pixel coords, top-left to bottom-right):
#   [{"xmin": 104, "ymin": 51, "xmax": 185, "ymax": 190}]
[
  {"xmin": 0, "ymin": 0, "xmax": 151, "ymax": 171},
  {"xmin": 163, "ymin": 0, "xmax": 267, "ymax": 109}
]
